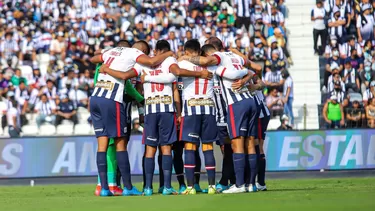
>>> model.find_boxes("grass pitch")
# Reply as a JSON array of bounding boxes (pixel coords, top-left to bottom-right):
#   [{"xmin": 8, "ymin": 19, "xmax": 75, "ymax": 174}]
[{"xmin": 0, "ymin": 177, "xmax": 374, "ymax": 211}]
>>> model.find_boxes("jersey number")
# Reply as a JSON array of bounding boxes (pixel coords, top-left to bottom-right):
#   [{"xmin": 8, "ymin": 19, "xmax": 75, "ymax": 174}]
[
  {"xmin": 150, "ymin": 69, "xmax": 164, "ymax": 92},
  {"xmin": 233, "ymin": 64, "xmax": 243, "ymax": 70},
  {"xmin": 195, "ymin": 78, "xmax": 208, "ymax": 95},
  {"xmin": 105, "ymin": 57, "xmax": 115, "ymax": 66}
]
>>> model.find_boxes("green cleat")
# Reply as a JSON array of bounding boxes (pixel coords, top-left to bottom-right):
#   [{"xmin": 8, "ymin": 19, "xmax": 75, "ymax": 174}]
[
  {"xmin": 208, "ymin": 185, "xmax": 216, "ymax": 195},
  {"xmin": 181, "ymin": 187, "xmax": 196, "ymax": 195}
]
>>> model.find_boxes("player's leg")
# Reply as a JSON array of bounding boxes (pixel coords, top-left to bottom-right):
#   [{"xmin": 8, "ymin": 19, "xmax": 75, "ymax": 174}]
[
  {"xmin": 223, "ymin": 102, "xmax": 249, "ymax": 194},
  {"xmin": 183, "ymin": 142, "xmax": 197, "ymax": 195},
  {"xmin": 245, "ymin": 98, "xmax": 260, "ymax": 192},
  {"xmin": 194, "ymin": 146, "xmax": 202, "ymax": 192},
  {"xmin": 158, "ymin": 146, "xmax": 165, "ymax": 193},
  {"xmin": 257, "ymin": 115, "xmax": 270, "ymax": 191},
  {"xmin": 172, "ymin": 140, "xmax": 186, "ymax": 192},
  {"xmin": 217, "ymin": 127, "xmax": 234, "ymax": 192},
  {"xmin": 97, "ymin": 136, "xmax": 111, "ymax": 196},
  {"xmin": 143, "ymin": 145, "xmax": 157, "ymax": 196}
]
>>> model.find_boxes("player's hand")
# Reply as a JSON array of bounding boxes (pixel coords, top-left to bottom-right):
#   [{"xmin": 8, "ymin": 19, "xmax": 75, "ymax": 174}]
[
  {"xmin": 340, "ymin": 119, "xmax": 345, "ymax": 126},
  {"xmin": 326, "ymin": 120, "xmax": 332, "ymax": 124},
  {"xmin": 232, "ymin": 79, "xmax": 244, "ymax": 90},
  {"xmin": 248, "ymin": 84, "xmax": 257, "ymax": 93},
  {"xmin": 176, "ymin": 116, "xmax": 181, "ymax": 126},
  {"xmin": 94, "ymin": 48, "xmax": 102, "ymax": 55},
  {"xmin": 140, "ymin": 70, "xmax": 147, "ymax": 83},
  {"xmin": 200, "ymin": 68, "xmax": 213, "ymax": 79},
  {"xmin": 99, "ymin": 65, "xmax": 108, "ymax": 73}
]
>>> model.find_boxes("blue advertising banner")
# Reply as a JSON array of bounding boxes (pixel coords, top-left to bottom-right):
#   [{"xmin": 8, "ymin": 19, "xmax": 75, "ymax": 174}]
[{"xmin": 0, "ymin": 129, "xmax": 374, "ymax": 178}]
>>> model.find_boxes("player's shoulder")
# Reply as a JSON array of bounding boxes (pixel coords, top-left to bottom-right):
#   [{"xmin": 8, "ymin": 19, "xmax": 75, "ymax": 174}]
[
  {"xmin": 164, "ymin": 56, "xmax": 178, "ymax": 64},
  {"xmin": 178, "ymin": 60, "xmax": 192, "ymax": 67}
]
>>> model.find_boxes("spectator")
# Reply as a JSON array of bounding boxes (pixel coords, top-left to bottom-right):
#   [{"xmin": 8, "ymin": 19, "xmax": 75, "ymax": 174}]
[
  {"xmin": 131, "ymin": 118, "xmax": 143, "ymax": 134},
  {"xmin": 266, "ymin": 88, "xmax": 284, "ymax": 117},
  {"xmin": 363, "ymin": 81, "xmax": 375, "ymax": 105},
  {"xmin": 234, "ymin": 0, "xmax": 251, "ymax": 31},
  {"xmin": 270, "ymin": 3, "xmax": 285, "ymax": 28},
  {"xmin": 0, "ymin": 72, "xmax": 9, "ymax": 98},
  {"xmin": 55, "ymin": 95, "xmax": 78, "ymax": 133},
  {"xmin": 345, "ymin": 48, "xmax": 363, "ymax": 72},
  {"xmin": 325, "ymin": 35, "xmax": 340, "ymax": 58},
  {"xmin": 268, "ymin": 27, "xmax": 292, "ymax": 64},
  {"xmin": 232, "ymin": 29, "xmax": 250, "ymax": 53},
  {"xmin": 6, "ymin": 97, "xmax": 21, "ymax": 138},
  {"xmin": 356, "ymin": 4, "xmax": 374, "ymax": 44},
  {"xmin": 328, "ymin": 70, "xmax": 346, "ymax": 93},
  {"xmin": 281, "ymin": 70, "xmax": 294, "ymax": 126},
  {"xmin": 19, "ymin": 34, "xmax": 37, "ymax": 67},
  {"xmin": 346, "ymin": 100, "xmax": 365, "ymax": 128},
  {"xmin": 366, "ymin": 98, "xmax": 375, "ymax": 128},
  {"xmin": 324, "ymin": 50, "xmax": 342, "ymax": 89},
  {"xmin": 340, "ymin": 35, "xmax": 362, "ymax": 59},
  {"xmin": 10, "ymin": 69, "xmax": 28, "ymax": 87},
  {"xmin": 267, "ymin": 37, "xmax": 284, "ymax": 60},
  {"xmin": 168, "ymin": 30, "xmax": 180, "ymax": 52},
  {"xmin": 323, "ymin": 95, "xmax": 345, "ymax": 128},
  {"xmin": 169, "ymin": 9, "xmax": 185, "ymax": 29},
  {"xmin": 341, "ymin": 60, "xmax": 360, "ymax": 93},
  {"xmin": 277, "ymin": 114, "xmax": 292, "ymax": 130},
  {"xmin": 35, "ymin": 94, "xmax": 56, "ymax": 132},
  {"xmin": 328, "ymin": 7, "xmax": 346, "ymax": 43},
  {"xmin": 218, "ymin": 7, "xmax": 235, "ymax": 27},
  {"xmin": 0, "ymin": 32, "xmax": 19, "ymax": 68},
  {"xmin": 50, "ymin": 32, "xmax": 66, "ymax": 61},
  {"xmin": 360, "ymin": 62, "xmax": 375, "ymax": 95},
  {"xmin": 134, "ymin": 8, "xmax": 155, "ymax": 30},
  {"xmin": 249, "ymin": 39, "xmax": 267, "ymax": 68},
  {"xmin": 312, "ymin": 0, "xmax": 327, "ymax": 55}
]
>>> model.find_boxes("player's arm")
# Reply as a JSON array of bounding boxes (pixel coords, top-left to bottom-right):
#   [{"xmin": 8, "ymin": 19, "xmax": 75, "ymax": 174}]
[
  {"xmin": 100, "ymin": 65, "xmax": 138, "ymax": 80},
  {"xmin": 232, "ymin": 70, "xmax": 255, "ymax": 90},
  {"xmin": 169, "ymin": 64, "xmax": 212, "ymax": 79},
  {"xmin": 136, "ymin": 51, "xmax": 174, "ymax": 67},
  {"xmin": 230, "ymin": 48, "xmax": 262, "ymax": 73},
  {"xmin": 90, "ymin": 54, "xmax": 104, "ymax": 64},
  {"xmin": 216, "ymin": 67, "xmax": 249, "ymax": 80},
  {"xmin": 181, "ymin": 55, "xmax": 220, "ymax": 66},
  {"xmin": 173, "ymin": 83, "xmax": 182, "ymax": 123},
  {"xmin": 125, "ymin": 80, "xmax": 144, "ymax": 103},
  {"xmin": 141, "ymin": 72, "xmax": 176, "ymax": 84}
]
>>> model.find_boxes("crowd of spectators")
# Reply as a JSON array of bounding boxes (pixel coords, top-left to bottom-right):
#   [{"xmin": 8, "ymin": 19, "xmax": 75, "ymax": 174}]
[
  {"xmin": 0, "ymin": 0, "xmax": 293, "ymax": 137},
  {"xmin": 312, "ymin": 0, "xmax": 375, "ymax": 129}
]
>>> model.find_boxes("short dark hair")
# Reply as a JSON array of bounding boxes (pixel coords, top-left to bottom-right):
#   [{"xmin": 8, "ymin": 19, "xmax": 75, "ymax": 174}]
[
  {"xmin": 155, "ymin": 40, "xmax": 171, "ymax": 52},
  {"xmin": 201, "ymin": 44, "xmax": 216, "ymax": 56},
  {"xmin": 206, "ymin": 37, "xmax": 223, "ymax": 51},
  {"xmin": 116, "ymin": 40, "xmax": 131, "ymax": 47},
  {"xmin": 134, "ymin": 40, "xmax": 151, "ymax": 55},
  {"xmin": 41, "ymin": 94, "xmax": 48, "ymax": 98},
  {"xmin": 184, "ymin": 39, "xmax": 200, "ymax": 54}
]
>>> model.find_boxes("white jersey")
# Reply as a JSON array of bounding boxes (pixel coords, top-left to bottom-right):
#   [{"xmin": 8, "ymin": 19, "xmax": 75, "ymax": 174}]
[
  {"xmin": 91, "ymin": 47, "xmax": 144, "ymax": 103},
  {"xmin": 211, "ymin": 70, "xmax": 227, "ymax": 126},
  {"xmin": 250, "ymin": 72, "xmax": 271, "ymax": 119},
  {"xmin": 136, "ymin": 57, "xmax": 177, "ymax": 115},
  {"xmin": 213, "ymin": 51, "xmax": 253, "ymax": 105},
  {"xmin": 178, "ymin": 60, "xmax": 215, "ymax": 116}
]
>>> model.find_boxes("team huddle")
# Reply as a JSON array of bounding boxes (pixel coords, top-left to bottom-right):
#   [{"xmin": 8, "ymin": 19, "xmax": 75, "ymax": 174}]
[{"xmin": 89, "ymin": 36, "xmax": 270, "ymax": 196}]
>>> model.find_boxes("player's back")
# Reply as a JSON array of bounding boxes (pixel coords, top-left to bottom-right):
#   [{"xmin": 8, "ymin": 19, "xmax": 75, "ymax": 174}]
[
  {"xmin": 213, "ymin": 51, "xmax": 252, "ymax": 105},
  {"xmin": 92, "ymin": 47, "xmax": 144, "ymax": 103},
  {"xmin": 138, "ymin": 57, "xmax": 177, "ymax": 115},
  {"xmin": 178, "ymin": 60, "xmax": 215, "ymax": 116}
]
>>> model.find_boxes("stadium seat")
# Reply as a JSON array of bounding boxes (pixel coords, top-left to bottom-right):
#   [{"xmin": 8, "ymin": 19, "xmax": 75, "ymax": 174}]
[
  {"xmin": 19, "ymin": 65, "xmax": 33, "ymax": 81},
  {"xmin": 348, "ymin": 92, "xmax": 363, "ymax": 103},
  {"xmin": 56, "ymin": 124, "xmax": 74, "ymax": 135},
  {"xmin": 268, "ymin": 119, "xmax": 281, "ymax": 130},
  {"xmin": 74, "ymin": 124, "xmax": 93, "ymax": 135},
  {"xmin": 22, "ymin": 125, "xmax": 38, "ymax": 136},
  {"xmin": 39, "ymin": 125, "xmax": 56, "ymax": 136},
  {"xmin": 39, "ymin": 64, "xmax": 48, "ymax": 76},
  {"xmin": 37, "ymin": 53, "xmax": 50, "ymax": 65}
]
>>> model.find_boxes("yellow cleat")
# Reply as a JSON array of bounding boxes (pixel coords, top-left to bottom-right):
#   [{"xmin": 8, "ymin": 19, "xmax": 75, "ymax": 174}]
[
  {"xmin": 181, "ymin": 187, "xmax": 196, "ymax": 195},
  {"xmin": 207, "ymin": 185, "xmax": 216, "ymax": 195}
]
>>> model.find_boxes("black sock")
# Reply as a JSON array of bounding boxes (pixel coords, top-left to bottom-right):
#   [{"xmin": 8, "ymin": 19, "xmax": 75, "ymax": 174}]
[
  {"xmin": 258, "ymin": 154, "xmax": 266, "ymax": 186},
  {"xmin": 173, "ymin": 142, "xmax": 186, "ymax": 187},
  {"xmin": 194, "ymin": 149, "xmax": 201, "ymax": 185},
  {"xmin": 219, "ymin": 144, "xmax": 233, "ymax": 186},
  {"xmin": 116, "ymin": 166, "xmax": 121, "ymax": 187},
  {"xmin": 244, "ymin": 154, "xmax": 250, "ymax": 185},
  {"xmin": 158, "ymin": 152, "xmax": 164, "ymax": 188},
  {"xmin": 142, "ymin": 147, "xmax": 146, "ymax": 189},
  {"xmin": 97, "ymin": 152, "xmax": 109, "ymax": 190}
]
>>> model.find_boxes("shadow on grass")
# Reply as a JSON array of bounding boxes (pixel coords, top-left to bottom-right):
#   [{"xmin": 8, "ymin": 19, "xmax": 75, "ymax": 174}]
[{"xmin": 265, "ymin": 187, "xmax": 317, "ymax": 192}]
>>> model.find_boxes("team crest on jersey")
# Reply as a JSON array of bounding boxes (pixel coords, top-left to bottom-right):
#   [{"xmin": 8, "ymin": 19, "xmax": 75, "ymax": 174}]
[
  {"xmin": 213, "ymin": 86, "xmax": 222, "ymax": 94},
  {"xmin": 178, "ymin": 82, "xmax": 184, "ymax": 90},
  {"xmin": 96, "ymin": 81, "xmax": 114, "ymax": 90}
]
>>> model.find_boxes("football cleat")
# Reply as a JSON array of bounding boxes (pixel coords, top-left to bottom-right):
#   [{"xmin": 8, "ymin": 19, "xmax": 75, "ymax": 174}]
[
  {"xmin": 162, "ymin": 187, "xmax": 178, "ymax": 195},
  {"xmin": 215, "ymin": 184, "xmax": 228, "ymax": 193},
  {"xmin": 256, "ymin": 183, "xmax": 267, "ymax": 191},
  {"xmin": 247, "ymin": 184, "xmax": 257, "ymax": 192},
  {"xmin": 207, "ymin": 185, "xmax": 216, "ymax": 195},
  {"xmin": 181, "ymin": 187, "xmax": 196, "ymax": 195},
  {"xmin": 95, "ymin": 185, "xmax": 101, "ymax": 196},
  {"xmin": 123, "ymin": 186, "xmax": 143, "ymax": 196},
  {"xmin": 194, "ymin": 184, "xmax": 202, "ymax": 192},
  {"xmin": 178, "ymin": 185, "xmax": 187, "ymax": 194},
  {"xmin": 158, "ymin": 186, "xmax": 164, "ymax": 194},
  {"xmin": 110, "ymin": 186, "xmax": 123, "ymax": 196},
  {"xmin": 100, "ymin": 189, "xmax": 114, "ymax": 197},
  {"xmin": 222, "ymin": 184, "xmax": 246, "ymax": 194},
  {"xmin": 143, "ymin": 188, "xmax": 153, "ymax": 196}
]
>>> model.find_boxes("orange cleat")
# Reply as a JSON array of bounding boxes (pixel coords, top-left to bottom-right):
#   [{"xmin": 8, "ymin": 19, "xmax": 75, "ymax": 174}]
[
  {"xmin": 95, "ymin": 185, "xmax": 101, "ymax": 196},
  {"xmin": 110, "ymin": 186, "xmax": 123, "ymax": 196}
]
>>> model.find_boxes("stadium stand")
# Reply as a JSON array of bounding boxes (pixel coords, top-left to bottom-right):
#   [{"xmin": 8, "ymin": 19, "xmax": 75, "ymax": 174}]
[{"xmin": 0, "ymin": 0, "xmax": 305, "ymax": 138}]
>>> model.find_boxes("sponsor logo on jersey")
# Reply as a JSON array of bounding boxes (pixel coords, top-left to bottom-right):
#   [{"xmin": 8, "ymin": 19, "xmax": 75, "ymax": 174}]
[
  {"xmin": 187, "ymin": 98, "xmax": 215, "ymax": 107},
  {"xmin": 95, "ymin": 81, "xmax": 114, "ymax": 90},
  {"xmin": 145, "ymin": 96, "xmax": 173, "ymax": 105},
  {"xmin": 232, "ymin": 86, "xmax": 249, "ymax": 94}
]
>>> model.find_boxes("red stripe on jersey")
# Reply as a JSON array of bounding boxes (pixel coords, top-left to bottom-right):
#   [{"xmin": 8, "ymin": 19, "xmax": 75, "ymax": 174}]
[
  {"xmin": 229, "ymin": 105, "xmax": 237, "ymax": 138},
  {"xmin": 169, "ymin": 64, "xmax": 178, "ymax": 73},
  {"xmin": 258, "ymin": 118, "xmax": 262, "ymax": 140},
  {"xmin": 142, "ymin": 129, "xmax": 146, "ymax": 145},
  {"xmin": 220, "ymin": 67, "xmax": 227, "ymax": 77},
  {"xmin": 179, "ymin": 117, "xmax": 184, "ymax": 141},
  {"xmin": 195, "ymin": 78, "xmax": 199, "ymax": 95},
  {"xmin": 212, "ymin": 54, "xmax": 221, "ymax": 65},
  {"xmin": 135, "ymin": 54, "xmax": 144, "ymax": 63},
  {"xmin": 202, "ymin": 79, "xmax": 208, "ymax": 94},
  {"xmin": 131, "ymin": 68, "xmax": 138, "ymax": 76},
  {"xmin": 116, "ymin": 102, "xmax": 121, "ymax": 137}
]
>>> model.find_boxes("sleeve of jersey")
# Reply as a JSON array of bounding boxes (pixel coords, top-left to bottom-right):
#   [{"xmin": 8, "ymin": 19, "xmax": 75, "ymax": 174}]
[
  {"xmin": 133, "ymin": 48, "xmax": 145, "ymax": 63},
  {"xmin": 216, "ymin": 67, "xmax": 248, "ymax": 80},
  {"xmin": 212, "ymin": 53, "xmax": 222, "ymax": 65},
  {"xmin": 145, "ymin": 73, "xmax": 176, "ymax": 83},
  {"xmin": 125, "ymin": 80, "xmax": 144, "ymax": 103},
  {"xmin": 166, "ymin": 57, "xmax": 178, "ymax": 73}
]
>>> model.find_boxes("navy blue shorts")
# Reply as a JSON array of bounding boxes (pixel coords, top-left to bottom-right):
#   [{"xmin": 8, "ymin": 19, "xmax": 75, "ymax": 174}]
[
  {"xmin": 257, "ymin": 116, "xmax": 270, "ymax": 140},
  {"xmin": 142, "ymin": 112, "xmax": 177, "ymax": 147},
  {"xmin": 227, "ymin": 98, "xmax": 258, "ymax": 139},
  {"xmin": 216, "ymin": 125, "xmax": 229, "ymax": 146},
  {"xmin": 90, "ymin": 96, "xmax": 128, "ymax": 138},
  {"xmin": 180, "ymin": 114, "xmax": 219, "ymax": 144}
]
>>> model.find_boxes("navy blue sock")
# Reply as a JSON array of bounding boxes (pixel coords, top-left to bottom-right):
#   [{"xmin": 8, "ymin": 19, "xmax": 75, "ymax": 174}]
[
  {"xmin": 162, "ymin": 155, "xmax": 173, "ymax": 189},
  {"xmin": 233, "ymin": 153, "xmax": 245, "ymax": 187},
  {"xmin": 184, "ymin": 150, "xmax": 195, "ymax": 187},
  {"xmin": 144, "ymin": 157, "xmax": 155, "ymax": 189},
  {"xmin": 258, "ymin": 154, "xmax": 266, "ymax": 186},
  {"xmin": 96, "ymin": 152, "xmax": 109, "ymax": 190},
  {"xmin": 116, "ymin": 151, "xmax": 132, "ymax": 190},
  {"xmin": 248, "ymin": 154, "xmax": 258, "ymax": 186},
  {"xmin": 244, "ymin": 154, "xmax": 250, "ymax": 185},
  {"xmin": 203, "ymin": 150, "xmax": 216, "ymax": 186},
  {"xmin": 219, "ymin": 144, "xmax": 233, "ymax": 186},
  {"xmin": 194, "ymin": 150, "xmax": 201, "ymax": 184}
]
